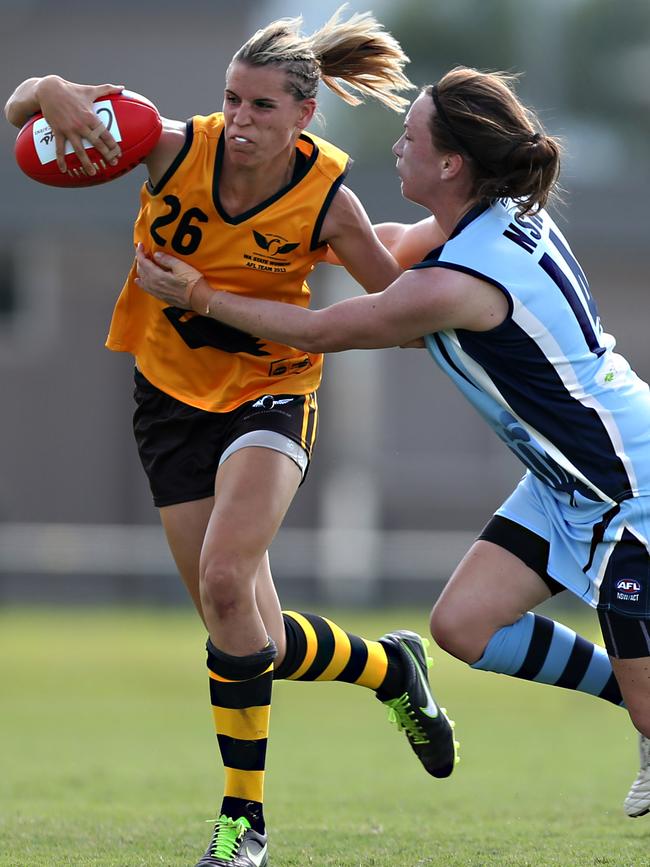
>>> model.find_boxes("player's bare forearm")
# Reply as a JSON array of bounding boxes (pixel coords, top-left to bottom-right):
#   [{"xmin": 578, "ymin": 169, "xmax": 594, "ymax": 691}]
[
  {"xmin": 136, "ymin": 247, "xmax": 362, "ymax": 353},
  {"xmin": 134, "ymin": 248, "xmax": 445, "ymax": 354},
  {"xmin": 205, "ymin": 287, "xmax": 325, "ymax": 350}
]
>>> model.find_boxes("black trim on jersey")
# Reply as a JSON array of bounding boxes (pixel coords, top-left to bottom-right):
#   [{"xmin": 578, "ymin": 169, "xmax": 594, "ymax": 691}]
[
  {"xmin": 410, "ymin": 202, "xmax": 490, "ymax": 268},
  {"xmin": 146, "ymin": 120, "xmax": 194, "ymax": 195},
  {"xmin": 448, "ymin": 202, "xmax": 490, "ymax": 240},
  {"xmin": 212, "ymin": 130, "xmax": 320, "ymax": 225},
  {"xmin": 410, "ymin": 260, "xmax": 514, "ymax": 320},
  {"xmin": 418, "ymin": 244, "xmax": 444, "ymax": 263},
  {"xmin": 309, "ymin": 158, "xmax": 352, "ymax": 250},
  {"xmin": 292, "ymin": 148, "xmax": 308, "ymax": 179}
]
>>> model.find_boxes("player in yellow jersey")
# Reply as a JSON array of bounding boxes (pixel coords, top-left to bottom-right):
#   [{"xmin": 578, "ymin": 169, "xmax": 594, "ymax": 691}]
[{"xmin": 6, "ymin": 9, "xmax": 457, "ymax": 867}]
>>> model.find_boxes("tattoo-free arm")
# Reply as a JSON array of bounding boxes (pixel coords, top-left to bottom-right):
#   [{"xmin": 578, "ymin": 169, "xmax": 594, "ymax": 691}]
[{"xmin": 134, "ymin": 246, "xmax": 508, "ymax": 354}]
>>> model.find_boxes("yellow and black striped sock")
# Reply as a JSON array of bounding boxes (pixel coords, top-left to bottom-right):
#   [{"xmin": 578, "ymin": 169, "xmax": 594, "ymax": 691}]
[
  {"xmin": 206, "ymin": 637, "xmax": 277, "ymax": 835},
  {"xmin": 273, "ymin": 611, "xmax": 403, "ymax": 695}
]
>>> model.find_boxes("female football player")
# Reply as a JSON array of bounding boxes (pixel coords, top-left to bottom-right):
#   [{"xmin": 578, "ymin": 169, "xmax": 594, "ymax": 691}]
[
  {"xmin": 135, "ymin": 65, "xmax": 650, "ymax": 825},
  {"xmin": 5, "ymin": 10, "xmax": 457, "ymax": 867}
]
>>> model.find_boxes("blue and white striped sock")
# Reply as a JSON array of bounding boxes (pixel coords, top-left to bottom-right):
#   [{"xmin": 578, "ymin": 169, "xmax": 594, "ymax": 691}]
[{"xmin": 471, "ymin": 612, "xmax": 623, "ymax": 706}]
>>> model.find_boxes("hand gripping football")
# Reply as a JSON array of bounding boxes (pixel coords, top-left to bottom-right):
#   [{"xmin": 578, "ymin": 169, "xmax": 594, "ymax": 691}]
[{"xmin": 14, "ymin": 90, "xmax": 162, "ymax": 187}]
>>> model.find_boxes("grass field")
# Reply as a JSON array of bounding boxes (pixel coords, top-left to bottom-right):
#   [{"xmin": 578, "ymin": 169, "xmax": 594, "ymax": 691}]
[{"xmin": 1, "ymin": 605, "xmax": 649, "ymax": 866}]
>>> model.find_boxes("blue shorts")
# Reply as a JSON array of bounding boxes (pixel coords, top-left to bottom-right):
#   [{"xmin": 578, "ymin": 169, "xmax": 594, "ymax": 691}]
[{"xmin": 495, "ymin": 472, "xmax": 650, "ymax": 619}]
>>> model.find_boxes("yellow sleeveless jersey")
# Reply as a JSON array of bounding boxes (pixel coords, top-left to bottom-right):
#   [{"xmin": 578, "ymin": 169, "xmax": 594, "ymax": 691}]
[{"xmin": 106, "ymin": 113, "xmax": 350, "ymax": 412}]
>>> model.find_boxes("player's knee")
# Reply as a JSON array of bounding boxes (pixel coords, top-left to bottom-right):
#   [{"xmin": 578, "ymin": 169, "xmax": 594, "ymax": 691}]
[
  {"xmin": 200, "ymin": 558, "xmax": 251, "ymax": 618},
  {"xmin": 429, "ymin": 600, "xmax": 479, "ymax": 663}
]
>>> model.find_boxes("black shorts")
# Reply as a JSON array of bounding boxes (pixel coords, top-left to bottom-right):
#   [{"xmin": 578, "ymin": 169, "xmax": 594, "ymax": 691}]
[
  {"xmin": 133, "ymin": 369, "xmax": 318, "ymax": 508},
  {"xmin": 479, "ymin": 515, "xmax": 650, "ymax": 659}
]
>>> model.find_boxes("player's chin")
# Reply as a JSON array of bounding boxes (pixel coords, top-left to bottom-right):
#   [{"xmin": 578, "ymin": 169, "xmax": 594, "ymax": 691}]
[
  {"xmin": 225, "ymin": 145, "xmax": 257, "ymax": 165},
  {"xmin": 397, "ymin": 177, "xmax": 410, "ymax": 199}
]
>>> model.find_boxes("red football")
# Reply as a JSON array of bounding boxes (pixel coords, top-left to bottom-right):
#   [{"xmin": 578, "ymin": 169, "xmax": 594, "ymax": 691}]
[{"xmin": 14, "ymin": 90, "xmax": 162, "ymax": 187}]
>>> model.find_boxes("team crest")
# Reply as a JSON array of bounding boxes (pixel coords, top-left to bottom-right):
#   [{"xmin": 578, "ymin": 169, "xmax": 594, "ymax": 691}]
[
  {"xmin": 252, "ymin": 231, "xmax": 299, "ymax": 256},
  {"xmin": 243, "ymin": 231, "xmax": 299, "ymax": 274}
]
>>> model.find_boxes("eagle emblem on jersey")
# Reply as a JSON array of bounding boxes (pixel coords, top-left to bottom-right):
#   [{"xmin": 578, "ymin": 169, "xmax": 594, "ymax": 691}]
[
  {"xmin": 252, "ymin": 231, "xmax": 299, "ymax": 256},
  {"xmin": 163, "ymin": 306, "xmax": 270, "ymax": 356}
]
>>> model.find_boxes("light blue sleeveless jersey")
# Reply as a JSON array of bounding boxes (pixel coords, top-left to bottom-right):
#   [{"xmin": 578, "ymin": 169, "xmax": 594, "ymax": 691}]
[{"xmin": 416, "ymin": 200, "xmax": 650, "ymax": 510}]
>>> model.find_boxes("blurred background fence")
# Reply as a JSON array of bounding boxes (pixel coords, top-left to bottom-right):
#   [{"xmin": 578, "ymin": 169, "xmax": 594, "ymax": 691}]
[{"xmin": 1, "ymin": 0, "xmax": 648, "ymax": 607}]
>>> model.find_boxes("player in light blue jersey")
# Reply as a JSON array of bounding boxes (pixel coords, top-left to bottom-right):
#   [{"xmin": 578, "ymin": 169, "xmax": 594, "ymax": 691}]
[{"xmin": 134, "ymin": 66, "xmax": 650, "ymax": 818}]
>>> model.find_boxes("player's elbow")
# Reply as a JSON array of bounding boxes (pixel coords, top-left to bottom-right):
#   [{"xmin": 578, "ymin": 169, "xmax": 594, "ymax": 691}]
[
  {"xmin": 4, "ymin": 99, "xmax": 21, "ymax": 128},
  {"xmin": 296, "ymin": 312, "xmax": 345, "ymax": 354}
]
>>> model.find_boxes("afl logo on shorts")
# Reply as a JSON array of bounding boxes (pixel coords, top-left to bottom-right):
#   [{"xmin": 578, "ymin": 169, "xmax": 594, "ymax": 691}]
[
  {"xmin": 616, "ymin": 578, "xmax": 642, "ymax": 603},
  {"xmin": 616, "ymin": 579, "xmax": 641, "ymax": 594}
]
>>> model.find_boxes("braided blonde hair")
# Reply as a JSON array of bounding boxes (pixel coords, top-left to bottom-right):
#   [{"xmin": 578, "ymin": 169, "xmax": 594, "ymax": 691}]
[{"xmin": 231, "ymin": 6, "xmax": 413, "ymax": 113}]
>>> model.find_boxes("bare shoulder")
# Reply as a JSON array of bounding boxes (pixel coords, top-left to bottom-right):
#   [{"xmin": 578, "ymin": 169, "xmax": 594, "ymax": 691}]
[{"xmin": 145, "ymin": 117, "xmax": 187, "ymax": 185}]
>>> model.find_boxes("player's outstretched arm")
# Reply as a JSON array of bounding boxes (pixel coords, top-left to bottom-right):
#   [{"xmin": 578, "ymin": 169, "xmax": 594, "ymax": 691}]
[
  {"xmin": 324, "ymin": 215, "xmax": 446, "ymax": 269},
  {"xmin": 5, "ymin": 76, "xmax": 125, "ymax": 175},
  {"xmin": 134, "ymin": 245, "xmax": 507, "ymax": 353}
]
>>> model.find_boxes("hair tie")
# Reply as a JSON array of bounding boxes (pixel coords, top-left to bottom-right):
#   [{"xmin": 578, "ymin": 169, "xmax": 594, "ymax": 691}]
[{"xmin": 530, "ymin": 132, "xmax": 541, "ymax": 144}]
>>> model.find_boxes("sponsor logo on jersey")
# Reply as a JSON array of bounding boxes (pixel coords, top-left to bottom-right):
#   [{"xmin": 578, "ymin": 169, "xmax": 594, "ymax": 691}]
[
  {"xmin": 243, "ymin": 230, "xmax": 300, "ymax": 274},
  {"xmin": 616, "ymin": 578, "xmax": 642, "ymax": 602},
  {"xmin": 269, "ymin": 356, "xmax": 312, "ymax": 377}
]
